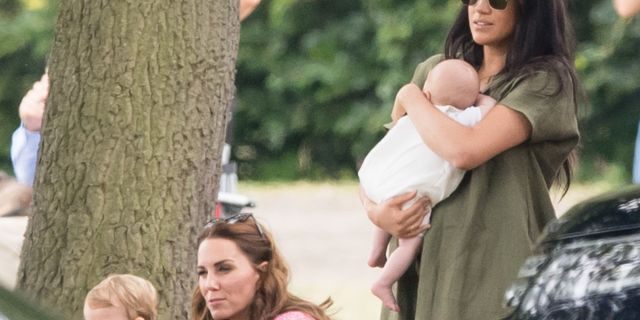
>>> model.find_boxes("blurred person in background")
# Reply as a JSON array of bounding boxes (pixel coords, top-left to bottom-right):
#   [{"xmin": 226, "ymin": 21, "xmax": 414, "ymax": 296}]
[
  {"xmin": 0, "ymin": 172, "xmax": 32, "ymax": 217},
  {"xmin": 10, "ymin": 72, "xmax": 48, "ymax": 187},
  {"xmin": 0, "ymin": 172, "xmax": 31, "ymax": 289}
]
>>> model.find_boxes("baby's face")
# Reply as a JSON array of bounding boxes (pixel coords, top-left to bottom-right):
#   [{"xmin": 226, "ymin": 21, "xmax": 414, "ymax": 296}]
[{"xmin": 83, "ymin": 302, "xmax": 130, "ymax": 320}]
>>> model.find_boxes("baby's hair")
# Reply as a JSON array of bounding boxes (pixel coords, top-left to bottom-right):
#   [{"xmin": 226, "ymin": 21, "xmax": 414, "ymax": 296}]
[{"xmin": 85, "ymin": 274, "xmax": 158, "ymax": 320}]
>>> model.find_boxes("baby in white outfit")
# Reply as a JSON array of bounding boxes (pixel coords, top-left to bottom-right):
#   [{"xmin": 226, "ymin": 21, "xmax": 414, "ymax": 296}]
[{"xmin": 358, "ymin": 59, "xmax": 496, "ymax": 312}]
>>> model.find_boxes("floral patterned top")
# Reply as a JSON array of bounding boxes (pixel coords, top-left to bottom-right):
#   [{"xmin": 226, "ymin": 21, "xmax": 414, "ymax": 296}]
[{"xmin": 273, "ymin": 311, "xmax": 316, "ymax": 320}]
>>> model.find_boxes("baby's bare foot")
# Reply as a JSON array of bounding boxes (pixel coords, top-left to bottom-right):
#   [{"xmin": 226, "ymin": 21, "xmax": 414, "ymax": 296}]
[{"xmin": 371, "ymin": 282, "xmax": 399, "ymax": 312}]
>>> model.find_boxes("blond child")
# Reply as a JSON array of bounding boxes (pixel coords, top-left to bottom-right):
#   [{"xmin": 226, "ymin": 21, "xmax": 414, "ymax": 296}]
[{"xmin": 83, "ymin": 274, "xmax": 158, "ymax": 320}]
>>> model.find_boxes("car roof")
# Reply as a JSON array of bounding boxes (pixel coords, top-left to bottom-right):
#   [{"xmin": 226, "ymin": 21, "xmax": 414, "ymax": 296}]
[{"xmin": 539, "ymin": 185, "xmax": 640, "ymax": 245}]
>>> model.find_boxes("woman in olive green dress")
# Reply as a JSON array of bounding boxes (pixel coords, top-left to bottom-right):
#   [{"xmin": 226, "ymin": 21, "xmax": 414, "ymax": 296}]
[{"xmin": 359, "ymin": 0, "xmax": 581, "ymax": 319}]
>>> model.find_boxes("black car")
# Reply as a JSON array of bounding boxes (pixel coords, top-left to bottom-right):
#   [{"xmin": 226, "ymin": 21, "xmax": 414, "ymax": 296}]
[{"xmin": 505, "ymin": 185, "xmax": 640, "ymax": 320}]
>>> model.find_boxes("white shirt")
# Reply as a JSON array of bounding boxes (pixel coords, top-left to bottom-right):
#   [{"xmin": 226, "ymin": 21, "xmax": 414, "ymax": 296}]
[
  {"xmin": 358, "ymin": 105, "xmax": 482, "ymax": 207},
  {"xmin": 10, "ymin": 124, "xmax": 40, "ymax": 186}
]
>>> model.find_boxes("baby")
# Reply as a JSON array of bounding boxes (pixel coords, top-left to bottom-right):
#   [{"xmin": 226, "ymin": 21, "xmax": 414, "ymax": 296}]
[
  {"xmin": 358, "ymin": 59, "xmax": 496, "ymax": 311},
  {"xmin": 83, "ymin": 274, "xmax": 158, "ymax": 320}
]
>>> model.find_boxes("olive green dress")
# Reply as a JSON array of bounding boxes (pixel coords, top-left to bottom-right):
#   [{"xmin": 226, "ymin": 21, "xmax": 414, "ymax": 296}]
[{"xmin": 380, "ymin": 55, "xmax": 579, "ymax": 320}]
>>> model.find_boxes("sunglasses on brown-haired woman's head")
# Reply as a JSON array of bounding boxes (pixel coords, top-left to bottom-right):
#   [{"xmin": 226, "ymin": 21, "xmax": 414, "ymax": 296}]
[
  {"xmin": 461, "ymin": 0, "xmax": 509, "ymax": 10},
  {"xmin": 204, "ymin": 212, "xmax": 265, "ymax": 239}
]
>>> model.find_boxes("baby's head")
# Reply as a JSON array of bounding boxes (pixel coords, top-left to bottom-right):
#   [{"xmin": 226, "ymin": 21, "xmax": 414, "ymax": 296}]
[
  {"xmin": 423, "ymin": 59, "xmax": 480, "ymax": 109},
  {"xmin": 84, "ymin": 274, "xmax": 158, "ymax": 320}
]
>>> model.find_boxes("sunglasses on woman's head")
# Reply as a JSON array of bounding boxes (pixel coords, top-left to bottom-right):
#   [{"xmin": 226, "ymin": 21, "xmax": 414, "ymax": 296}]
[
  {"xmin": 204, "ymin": 213, "xmax": 265, "ymax": 239},
  {"xmin": 461, "ymin": 0, "xmax": 509, "ymax": 10}
]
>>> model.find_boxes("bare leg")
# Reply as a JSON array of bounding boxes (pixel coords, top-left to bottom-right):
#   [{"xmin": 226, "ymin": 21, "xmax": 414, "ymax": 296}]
[
  {"xmin": 368, "ymin": 225, "xmax": 391, "ymax": 268},
  {"xmin": 371, "ymin": 236, "xmax": 423, "ymax": 312}
]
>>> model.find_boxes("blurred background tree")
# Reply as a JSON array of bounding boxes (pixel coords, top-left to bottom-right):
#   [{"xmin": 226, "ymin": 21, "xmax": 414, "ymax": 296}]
[
  {"xmin": 571, "ymin": 0, "xmax": 640, "ymax": 183},
  {"xmin": 1, "ymin": 0, "xmax": 639, "ymax": 183},
  {"xmin": 0, "ymin": 0, "xmax": 56, "ymax": 173},
  {"xmin": 234, "ymin": 0, "xmax": 459, "ymax": 180}
]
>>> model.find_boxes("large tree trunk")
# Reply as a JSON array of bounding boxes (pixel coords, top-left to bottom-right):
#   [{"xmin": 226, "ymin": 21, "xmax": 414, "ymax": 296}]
[{"xmin": 17, "ymin": 1, "xmax": 239, "ymax": 319}]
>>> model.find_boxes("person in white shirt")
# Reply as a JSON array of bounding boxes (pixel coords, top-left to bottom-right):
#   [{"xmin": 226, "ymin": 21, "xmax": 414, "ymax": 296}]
[{"xmin": 10, "ymin": 72, "xmax": 48, "ymax": 187}]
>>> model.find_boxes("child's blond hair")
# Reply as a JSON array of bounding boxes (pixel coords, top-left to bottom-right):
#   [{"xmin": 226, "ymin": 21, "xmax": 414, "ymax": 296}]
[{"xmin": 85, "ymin": 274, "xmax": 158, "ymax": 320}]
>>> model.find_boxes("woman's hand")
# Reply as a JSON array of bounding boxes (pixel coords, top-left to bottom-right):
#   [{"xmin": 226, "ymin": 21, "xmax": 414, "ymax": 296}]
[
  {"xmin": 360, "ymin": 188, "xmax": 431, "ymax": 239},
  {"xmin": 19, "ymin": 73, "xmax": 49, "ymax": 132}
]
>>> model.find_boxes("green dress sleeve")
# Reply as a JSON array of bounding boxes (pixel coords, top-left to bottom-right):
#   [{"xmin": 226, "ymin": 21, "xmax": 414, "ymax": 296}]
[
  {"xmin": 410, "ymin": 54, "xmax": 444, "ymax": 87},
  {"xmin": 498, "ymin": 68, "xmax": 579, "ymax": 144}
]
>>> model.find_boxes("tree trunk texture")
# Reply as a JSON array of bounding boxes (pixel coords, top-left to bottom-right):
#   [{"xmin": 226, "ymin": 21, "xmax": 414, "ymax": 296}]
[{"xmin": 17, "ymin": 1, "xmax": 239, "ymax": 319}]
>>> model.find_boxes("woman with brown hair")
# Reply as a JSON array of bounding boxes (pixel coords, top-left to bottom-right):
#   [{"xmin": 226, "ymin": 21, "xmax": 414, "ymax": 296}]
[{"xmin": 192, "ymin": 213, "xmax": 332, "ymax": 320}]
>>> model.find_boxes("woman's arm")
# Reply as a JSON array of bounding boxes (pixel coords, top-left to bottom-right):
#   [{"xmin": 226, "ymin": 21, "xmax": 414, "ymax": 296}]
[
  {"xmin": 394, "ymin": 83, "xmax": 531, "ymax": 170},
  {"xmin": 359, "ymin": 187, "xmax": 431, "ymax": 238},
  {"xmin": 240, "ymin": 0, "xmax": 262, "ymax": 21}
]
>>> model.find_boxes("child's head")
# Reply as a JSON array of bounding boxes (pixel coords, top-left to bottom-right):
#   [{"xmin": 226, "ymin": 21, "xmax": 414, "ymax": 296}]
[
  {"xmin": 83, "ymin": 274, "xmax": 158, "ymax": 320},
  {"xmin": 423, "ymin": 59, "xmax": 479, "ymax": 109}
]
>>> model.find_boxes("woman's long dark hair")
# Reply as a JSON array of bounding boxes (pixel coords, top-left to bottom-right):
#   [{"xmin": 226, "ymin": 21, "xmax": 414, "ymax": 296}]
[{"xmin": 444, "ymin": 0, "xmax": 581, "ymax": 195}]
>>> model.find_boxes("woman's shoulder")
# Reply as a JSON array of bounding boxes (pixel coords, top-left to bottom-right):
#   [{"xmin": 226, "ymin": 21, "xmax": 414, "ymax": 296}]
[
  {"xmin": 274, "ymin": 310, "xmax": 316, "ymax": 320},
  {"xmin": 411, "ymin": 53, "xmax": 445, "ymax": 86},
  {"xmin": 417, "ymin": 54, "xmax": 445, "ymax": 72},
  {"xmin": 509, "ymin": 57, "xmax": 574, "ymax": 88}
]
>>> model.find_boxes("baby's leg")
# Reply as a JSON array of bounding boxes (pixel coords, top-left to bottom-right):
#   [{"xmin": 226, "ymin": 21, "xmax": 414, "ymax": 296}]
[
  {"xmin": 368, "ymin": 225, "xmax": 391, "ymax": 268},
  {"xmin": 371, "ymin": 236, "xmax": 423, "ymax": 312}
]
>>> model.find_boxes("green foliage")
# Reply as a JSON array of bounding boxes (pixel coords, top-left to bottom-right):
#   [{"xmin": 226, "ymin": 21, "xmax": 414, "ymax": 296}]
[
  {"xmin": 1, "ymin": 0, "xmax": 638, "ymax": 183},
  {"xmin": 0, "ymin": 0, "xmax": 56, "ymax": 174},
  {"xmin": 571, "ymin": 0, "xmax": 640, "ymax": 182},
  {"xmin": 234, "ymin": 0, "xmax": 457, "ymax": 180}
]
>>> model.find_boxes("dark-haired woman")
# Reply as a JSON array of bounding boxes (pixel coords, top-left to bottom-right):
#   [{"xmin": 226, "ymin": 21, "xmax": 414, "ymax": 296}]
[{"xmin": 360, "ymin": 0, "xmax": 581, "ymax": 319}]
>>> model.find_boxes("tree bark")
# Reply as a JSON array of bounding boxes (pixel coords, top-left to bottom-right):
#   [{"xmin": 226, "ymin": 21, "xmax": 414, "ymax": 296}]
[{"xmin": 17, "ymin": 1, "xmax": 239, "ymax": 319}]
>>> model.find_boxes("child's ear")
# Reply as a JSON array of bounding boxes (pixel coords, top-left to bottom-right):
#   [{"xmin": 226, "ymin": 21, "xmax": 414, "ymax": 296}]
[{"xmin": 257, "ymin": 261, "xmax": 268, "ymax": 272}]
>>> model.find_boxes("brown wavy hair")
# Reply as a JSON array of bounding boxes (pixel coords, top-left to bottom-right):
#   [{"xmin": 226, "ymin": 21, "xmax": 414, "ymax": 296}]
[{"xmin": 191, "ymin": 217, "xmax": 332, "ymax": 320}]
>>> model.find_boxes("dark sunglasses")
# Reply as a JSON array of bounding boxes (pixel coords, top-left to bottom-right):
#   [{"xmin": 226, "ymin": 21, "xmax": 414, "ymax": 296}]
[
  {"xmin": 204, "ymin": 213, "xmax": 265, "ymax": 239},
  {"xmin": 461, "ymin": 0, "xmax": 509, "ymax": 10}
]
